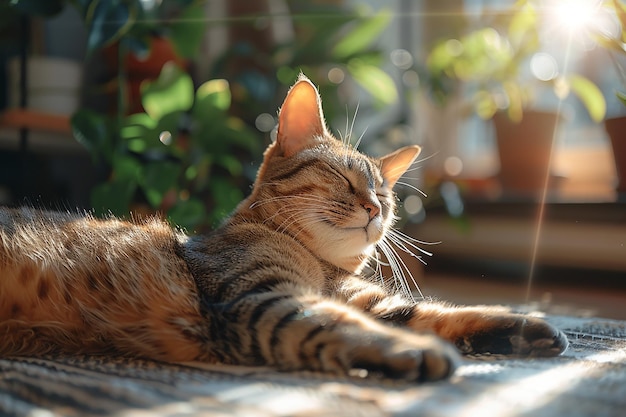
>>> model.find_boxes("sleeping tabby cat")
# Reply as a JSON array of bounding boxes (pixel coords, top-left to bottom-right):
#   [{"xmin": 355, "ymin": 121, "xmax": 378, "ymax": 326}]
[{"xmin": 0, "ymin": 75, "xmax": 567, "ymax": 382}]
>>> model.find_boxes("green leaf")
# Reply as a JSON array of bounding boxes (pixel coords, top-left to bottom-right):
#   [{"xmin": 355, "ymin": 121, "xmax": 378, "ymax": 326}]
[
  {"xmin": 210, "ymin": 178, "xmax": 244, "ymax": 221},
  {"xmin": 567, "ymin": 74, "xmax": 607, "ymax": 122},
  {"xmin": 141, "ymin": 62, "xmax": 194, "ymax": 120},
  {"xmin": 195, "ymin": 79, "xmax": 231, "ymax": 112},
  {"xmin": 427, "ymin": 40, "xmax": 459, "ymax": 74},
  {"xmin": 215, "ymin": 154, "xmax": 243, "ymax": 176},
  {"xmin": 610, "ymin": 0, "xmax": 626, "ymax": 42},
  {"xmin": 112, "ymin": 155, "xmax": 142, "ymax": 182},
  {"xmin": 503, "ymin": 81, "xmax": 524, "ymax": 123},
  {"xmin": 167, "ymin": 198, "xmax": 206, "ymax": 231},
  {"xmin": 168, "ymin": 3, "xmax": 207, "ymax": 58},
  {"xmin": 140, "ymin": 161, "xmax": 180, "ymax": 208},
  {"xmin": 593, "ymin": 35, "xmax": 626, "ymax": 54},
  {"xmin": 153, "ymin": 112, "xmax": 184, "ymax": 149},
  {"xmin": 332, "ymin": 9, "xmax": 391, "ymax": 59},
  {"xmin": 84, "ymin": 0, "xmax": 137, "ymax": 53},
  {"xmin": 473, "ymin": 91, "xmax": 497, "ymax": 120},
  {"xmin": 71, "ymin": 109, "xmax": 112, "ymax": 161},
  {"xmin": 616, "ymin": 90, "xmax": 626, "ymax": 107},
  {"xmin": 347, "ymin": 60, "xmax": 398, "ymax": 105},
  {"xmin": 508, "ymin": 2, "xmax": 536, "ymax": 48},
  {"xmin": 120, "ymin": 113, "xmax": 157, "ymax": 143},
  {"xmin": 91, "ymin": 180, "xmax": 136, "ymax": 217}
]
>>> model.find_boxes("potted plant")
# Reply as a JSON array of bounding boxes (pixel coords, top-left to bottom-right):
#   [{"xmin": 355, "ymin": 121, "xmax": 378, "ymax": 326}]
[
  {"xmin": 422, "ymin": 0, "xmax": 606, "ymax": 195},
  {"xmin": 72, "ymin": 63, "xmax": 260, "ymax": 231},
  {"xmin": 593, "ymin": 0, "xmax": 626, "ymax": 196},
  {"xmin": 64, "ymin": 0, "xmax": 206, "ymax": 114}
]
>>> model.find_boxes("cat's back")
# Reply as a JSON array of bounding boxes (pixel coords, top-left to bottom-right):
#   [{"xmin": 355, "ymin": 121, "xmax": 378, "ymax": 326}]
[
  {"xmin": 0, "ymin": 207, "xmax": 184, "ymax": 283},
  {"xmin": 0, "ymin": 207, "xmax": 204, "ymax": 360}
]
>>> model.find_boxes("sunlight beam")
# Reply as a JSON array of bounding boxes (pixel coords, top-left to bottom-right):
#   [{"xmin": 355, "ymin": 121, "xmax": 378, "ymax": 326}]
[{"xmin": 454, "ymin": 348, "xmax": 624, "ymax": 417}]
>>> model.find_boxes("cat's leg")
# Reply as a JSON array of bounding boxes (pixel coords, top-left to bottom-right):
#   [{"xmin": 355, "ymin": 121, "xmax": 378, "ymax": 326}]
[
  {"xmin": 207, "ymin": 282, "xmax": 460, "ymax": 382},
  {"xmin": 338, "ymin": 276, "xmax": 568, "ymax": 357},
  {"xmin": 399, "ymin": 302, "xmax": 568, "ymax": 357}
]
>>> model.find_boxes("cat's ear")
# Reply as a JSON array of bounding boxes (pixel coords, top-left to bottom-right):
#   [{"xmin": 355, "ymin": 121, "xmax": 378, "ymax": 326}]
[
  {"xmin": 379, "ymin": 145, "xmax": 421, "ymax": 187},
  {"xmin": 276, "ymin": 75, "xmax": 328, "ymax": 157}
]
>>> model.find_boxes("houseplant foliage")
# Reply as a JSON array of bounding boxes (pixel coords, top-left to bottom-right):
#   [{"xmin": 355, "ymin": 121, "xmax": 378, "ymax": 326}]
[
  {"xmin": 597, "ymin": 0, "xmax": 626, "ymax": 103},
  {"xmin": 72, "ymin": 63, "xmax": 260, "ymax": 230},
  {"xmin": 6, "ymin": 0, "xmax": 205, "ymax": 58},
  {"xmin": 90, "ymin": 0, "xmax": 206, "ymax": 58},
  {"xmin": 593, "ymin": 0, "xmax": 626, "ymax": 193},
  {"xmin": 211, "ymin": 2, "xmax": 397, "ymax": 130},
  {"xmin": 4, "ymin": 0, "xmax": 66, "ymax": 18},
  {"xmin": 423, "ymin": 0, "xmax": 606, "ymax": 123},
  {"xmin": 13, "ymin": 0, "xmax": 255, "ymax": 230}
]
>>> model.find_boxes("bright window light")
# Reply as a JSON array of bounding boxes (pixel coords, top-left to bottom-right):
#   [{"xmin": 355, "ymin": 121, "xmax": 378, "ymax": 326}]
[{"xmin": 551, "ymin": 0, "xmax": 603, "ymax": 33}]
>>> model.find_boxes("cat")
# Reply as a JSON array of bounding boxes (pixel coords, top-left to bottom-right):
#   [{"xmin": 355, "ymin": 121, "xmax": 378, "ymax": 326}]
[{"xmin": 0, "ymin": 75, "xmax": 568, "ymax": 382}]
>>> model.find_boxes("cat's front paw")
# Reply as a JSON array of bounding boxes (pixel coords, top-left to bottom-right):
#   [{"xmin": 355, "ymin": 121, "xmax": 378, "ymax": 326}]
[
  {"xmin": 455, "ymin": 315, "xmax": 568, "ymax": 357},
  {"xmin": 339, "ymin": 332, "xmax": 460, "ymax": 382}
]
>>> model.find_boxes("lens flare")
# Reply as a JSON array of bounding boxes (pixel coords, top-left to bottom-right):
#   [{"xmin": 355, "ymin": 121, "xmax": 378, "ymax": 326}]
[{"xmin": 551, "ymin": 0, "xmax": 603, "ymax": 33}]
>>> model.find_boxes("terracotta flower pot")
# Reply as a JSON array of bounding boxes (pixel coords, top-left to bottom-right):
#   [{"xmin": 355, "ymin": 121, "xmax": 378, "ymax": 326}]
[
  {"xmin": 103, "ymin": 37, "xmax": 188, "ymax": 114},
  {"xmin": 604, "ymin": 116, "xmax": 626, "ymax": 194},
  {"xmin": 493, "ymin": 110, "xmax": 560, "ymax": 194}
]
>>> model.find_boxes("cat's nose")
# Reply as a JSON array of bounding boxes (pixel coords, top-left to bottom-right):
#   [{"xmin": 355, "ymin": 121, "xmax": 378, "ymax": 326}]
[{"xmin": 362, "ymin": 201, "xmax": 380, "ymax": 220}]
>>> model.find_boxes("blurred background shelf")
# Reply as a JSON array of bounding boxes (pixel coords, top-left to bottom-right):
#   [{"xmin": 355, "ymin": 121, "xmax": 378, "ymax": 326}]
[
  {"xmin": 0, "ymin": 109, "xmax": 71, "ymax": 133},
  {"xmin": 0, "ymin": 109, "xmax": 94, "ymax": 207},
  {"xmin": 0, "ymin": 109, "xmax": 83, "ymax": 154},
  {"xmin": 408, "ymin": 201, "xmax": 626, "ymax": 273}
]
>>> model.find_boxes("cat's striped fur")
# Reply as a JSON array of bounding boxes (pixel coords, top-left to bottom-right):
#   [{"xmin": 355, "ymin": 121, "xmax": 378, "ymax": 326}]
[{"xmin": 0, "ymin": 75, "xmax": 568, "ymax": 382}]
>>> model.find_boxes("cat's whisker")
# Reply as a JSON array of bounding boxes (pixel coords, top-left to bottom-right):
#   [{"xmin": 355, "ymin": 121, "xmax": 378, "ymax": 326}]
[
  {"xmin": 373, "ymin": 250, "xmax": 386, "ymax": 288},
  {"xmin": 381, "ymin": 230, "xmax": 430, "ymax": 301},
  {"xmin": 352, "ymin": 125, "xmax": 369, "ymax": 152},
  {"xmin": 264, "ymin": 207, "xmax": 319, "ymax": 228},
  {"xmin": 402, "ymin": 166, "xmax": 425, "ymax": 174},
  {"xmin": 386, "ymin": 235, "xmax": 429, "ymax": 267},
  {"xmin": 386, "ymin": 160, "xmax": 417, "ymax": 177},
  {"xmin": 342, "ymin": 104, "xmax": 350, "ymax": 146},
  {"xmin": 365, "ymin": 249, "xmax": 391, "ymax": 288},
  {"xmin": 254, "ymin": 194, "xmax": 326, "ymax": 204},
  {"xmin": 395, "ymin": 181, "xmax": 428, "ymax": 198},
  {"xmin": 376, "ymin": 240, "xmax": 417, "ymax": 302},
  {"xmin": 392, "ymin": 228, "xmax": 438, "ymax": 244},
  {"xmin": 274, "ymin": 210, "xmax": 321, "ymax": 235},
  {"xmin": 383, "ymin": 231, "xmax": 434, "ymax": 300},
  {"xmin": 290, "ymin": 217, "xmax": 326, "ymax": 241},
  {"xmin": 414, "ymin": 151, "xmax": 439, "ymax": 166},
  {"xmin": 398, "ymin": 176, "xmax": 424, "ymax": 182},
  {"xmin": 277, "ymin": 212, "xmax": 326, "ymax": 240},
  {"xmin": 390, "ymin": 228, "xmax": 440, "ymax": 249},
  {"xmin": 259, "ymin": 200, "xmax": 322, "ymax": 215},
  {"xmin": 348, "ymin": 101, "xmax": 360, "ymax": 145},
  {"xmin": 251, "ymin": 195, "xmax": 328, "ymax": 209}
]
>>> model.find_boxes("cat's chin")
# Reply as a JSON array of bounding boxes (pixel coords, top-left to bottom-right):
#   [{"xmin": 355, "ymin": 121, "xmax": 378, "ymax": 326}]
[{"xmin": 311, "ymin": 228, "xmax": 379, "ymax": 273}]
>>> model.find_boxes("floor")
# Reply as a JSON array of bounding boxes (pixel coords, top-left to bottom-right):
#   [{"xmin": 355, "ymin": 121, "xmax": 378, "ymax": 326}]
[{"xmin": 3, "ymin": 314, "xmax": 625, "ymax": 417}]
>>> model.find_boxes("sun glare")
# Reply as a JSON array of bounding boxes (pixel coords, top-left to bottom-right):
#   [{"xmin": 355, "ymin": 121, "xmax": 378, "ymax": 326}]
[{"xmin": 551, "ymin": 0, "xmax": 603, "ymax": 33}]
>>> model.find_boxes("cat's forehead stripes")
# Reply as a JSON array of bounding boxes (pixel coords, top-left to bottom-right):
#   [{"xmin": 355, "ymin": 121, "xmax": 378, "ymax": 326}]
[
  {"xmin": 266, "ymin": 143, "xmax": 381, "ymax": 189},
  {"xmin": 340, "ymin": 151, "xmax": 382, "ymax": 190},
  {"xmin": 268, "ymin": 158, "xmax": 325, "ymax": 182}
]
